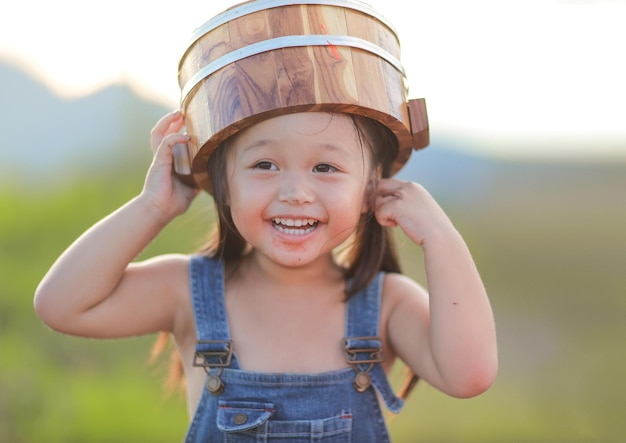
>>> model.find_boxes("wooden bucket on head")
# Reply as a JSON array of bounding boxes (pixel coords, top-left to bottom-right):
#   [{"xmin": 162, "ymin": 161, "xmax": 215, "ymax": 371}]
[{"xmin": 176, "ymin": 0, "xmax": 429, "ymax": 192}]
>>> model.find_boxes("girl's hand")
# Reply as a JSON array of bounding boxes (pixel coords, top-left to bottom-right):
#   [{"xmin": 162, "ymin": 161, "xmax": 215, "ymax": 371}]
[
  {"xmin": 141, "ymin": 111, "xmax": 199, "ymax": 220},
  {"xmin": 374, "ymin": 179, "xmax": 455, "ymax": 246}
]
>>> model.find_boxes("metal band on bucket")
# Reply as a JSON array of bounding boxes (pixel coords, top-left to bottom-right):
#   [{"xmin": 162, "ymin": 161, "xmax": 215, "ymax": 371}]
[
  {"xmin": 179, "ymin": 0, "xmax": 400, "ymax": 68},
  {"xmin": 180, "ymin": 34, "xmax": 407, "ymax": 106}
]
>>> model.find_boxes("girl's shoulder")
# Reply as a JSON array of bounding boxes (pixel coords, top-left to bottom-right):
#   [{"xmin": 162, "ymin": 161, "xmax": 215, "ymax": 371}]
[
  {"xmin": 132, "ymin": 253, "xmax": 196, "ymax": 338},
  {"xmin": 129, "ymin": 253, "xmax": 194, "ymax": 301},
  {"xmin": 134, "ymin": 252, "xmax": 193, "ymax": 273},
  {"xmin": 378, "ymin": 272, "xmax": 429, "ymax": 372},
  {"xmin": 380, "ymin": 272, "xmax": 430, "ymax": 327},
  {"xmin": 381, "ymin": 271, "xmax": 428, "ymax": 302}
]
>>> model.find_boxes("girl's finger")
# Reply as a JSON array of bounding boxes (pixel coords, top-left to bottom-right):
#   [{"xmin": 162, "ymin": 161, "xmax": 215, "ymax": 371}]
[
  {"xmin": 150, "ymin": 111, "xmax": 184, "ymax": 153},
  {"xmin": 376, "ymin": 178, "xmax": 404, "ymax": 195},
  {"xmin": 374, "ymin": 199, "xmax": 399, "ymax": 228},
  {"xmin": 376, "ymin": 183, "xmax": 404, "ymax": 202},
  {"xmin": 153, "ymin": 133, "xmax": 190, "ymax": 161}
]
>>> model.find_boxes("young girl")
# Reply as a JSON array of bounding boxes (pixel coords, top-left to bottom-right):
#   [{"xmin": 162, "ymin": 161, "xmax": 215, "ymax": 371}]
[
  {"xmin": 34, "ymin": 109, "xmax": 497, "ymax": 441},
  {"xmin": 35, "ymin": 0, "xmax": 497, "ymax": 443}
]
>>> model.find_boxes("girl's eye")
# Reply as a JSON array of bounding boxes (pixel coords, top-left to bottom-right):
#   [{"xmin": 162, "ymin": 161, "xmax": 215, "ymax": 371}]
[
  {"xmin": 313, "ymin": 163, "xmax": 337, "ymax": 173},
  {"xmin": 254, "ymin": 161, "xmax": 276, "ymax": 170}
]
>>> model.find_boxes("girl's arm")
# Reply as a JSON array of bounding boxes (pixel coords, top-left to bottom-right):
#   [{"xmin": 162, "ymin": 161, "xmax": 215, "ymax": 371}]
[
  {"xmin": 376, "ymin": 179, "xmax": 498, "ymax": 398},
  {"xmin": 34, "ymin": 111, "xmax": 199, "ymax": 338}
]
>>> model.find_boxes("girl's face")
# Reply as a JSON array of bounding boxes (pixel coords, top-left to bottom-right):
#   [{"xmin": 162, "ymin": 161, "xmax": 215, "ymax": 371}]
[{"xmin": 225, "ymin": 112, "xmax": 372, "ymax": 268}]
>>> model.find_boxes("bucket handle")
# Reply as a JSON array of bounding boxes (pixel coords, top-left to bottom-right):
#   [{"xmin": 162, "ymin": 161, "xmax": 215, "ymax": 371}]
[
  {"xmin": 408, "ymin": 98, "xmax": 430, "ymax": 150},
  {"xmin": 172, "ymin": 142, "xmax": 198, "ymax": 188}
]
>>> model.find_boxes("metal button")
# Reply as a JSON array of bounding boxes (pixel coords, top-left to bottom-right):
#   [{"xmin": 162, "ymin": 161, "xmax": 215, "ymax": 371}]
[
  {"xmin": 205, "ymin": 374, "xmax": 224, "ymax": 395},
  {"xmin": 233, "ymin": 413, "xmax": 248, "ymax": 425},
  {"xmin": 354, "ymin": 371, "xmax": 372, "ymax": 392}
]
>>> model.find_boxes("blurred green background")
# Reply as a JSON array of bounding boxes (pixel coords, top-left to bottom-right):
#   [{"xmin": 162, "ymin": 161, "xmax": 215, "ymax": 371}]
[
  {"xmin": 3, "ymin": 140, "xmax": 625, "ymax": 443},
  {"xmin": 1, "ymin": 63, "xmax": 625, "ymax": 442}
]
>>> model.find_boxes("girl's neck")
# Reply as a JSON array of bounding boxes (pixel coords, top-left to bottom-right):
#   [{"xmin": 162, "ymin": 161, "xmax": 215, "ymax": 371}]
[{"xmin": 233, "ymin": 249, "xmax": 345, "ymax": 294}]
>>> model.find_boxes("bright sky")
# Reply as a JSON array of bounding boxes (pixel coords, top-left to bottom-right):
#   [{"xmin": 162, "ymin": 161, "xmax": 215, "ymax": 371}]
[{"xmin": 1, "ymin": 0, "xmax": 625, "ymax": 158}]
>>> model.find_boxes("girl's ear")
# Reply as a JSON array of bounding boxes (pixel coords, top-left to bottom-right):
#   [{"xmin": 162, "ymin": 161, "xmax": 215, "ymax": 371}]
[{"xmin": 361, "ymin": 166, "xmax": 382, "ymax": 214}]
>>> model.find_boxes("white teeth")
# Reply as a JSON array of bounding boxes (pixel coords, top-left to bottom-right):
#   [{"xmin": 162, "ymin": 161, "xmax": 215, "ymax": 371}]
[
  {"xmin": 272, "ymin": 218, "xmax": 318, "ymax": 235},
  {"xmin": 274, "ymin": 225, "xmax": 316, "ymax": 235},
  {"xmin": 273, "ymin": 218, "xmax": 316, "ymax": 227}
]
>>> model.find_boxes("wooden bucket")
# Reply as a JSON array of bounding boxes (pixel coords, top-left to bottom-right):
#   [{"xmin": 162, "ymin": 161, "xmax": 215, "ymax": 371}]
[{"xmin": 176, "ymin": 0, "xmax": 429, "ymax": 192}]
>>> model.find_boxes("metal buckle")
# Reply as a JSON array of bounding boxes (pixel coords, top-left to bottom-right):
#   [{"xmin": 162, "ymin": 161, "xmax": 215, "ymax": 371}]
[
  {"xmin": 192, "ymin": 340, "xmax": 233, "ymax": 368},
  {"xmin": 343, "ymin": 336, "xmax": 384, "ymax": 365},
  {"xmin": 343, "ymin": 336, "xmax": 384, "ymax": 393}
]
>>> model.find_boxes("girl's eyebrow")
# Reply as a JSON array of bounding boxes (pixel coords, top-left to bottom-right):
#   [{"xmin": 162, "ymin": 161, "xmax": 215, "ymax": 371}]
[
  {"xmin": 318, "ymin": 143, "xmax": 353, "ymax": 159},
  {"xmin": 239, "ymin": 140, "xmax": 273, "ymax": 155},
  {"xmin": 240, "ymin": 140, "xmax": 352, "ymax": 157}
]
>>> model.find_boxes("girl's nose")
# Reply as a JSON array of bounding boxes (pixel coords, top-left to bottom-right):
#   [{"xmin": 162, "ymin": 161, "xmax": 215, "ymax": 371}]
[{"xmin": 278, "ymin": 175, "xmax": 314, "ymax": 204}]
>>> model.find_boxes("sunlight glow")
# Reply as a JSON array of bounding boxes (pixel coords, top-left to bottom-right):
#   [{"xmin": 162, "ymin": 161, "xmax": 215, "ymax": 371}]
[{"xmin": 1, "ymin": 0, "xmax": 624, "ymax": 158}]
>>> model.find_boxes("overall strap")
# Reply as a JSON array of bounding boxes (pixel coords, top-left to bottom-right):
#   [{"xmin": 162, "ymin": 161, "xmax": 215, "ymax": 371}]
[
  {"xmin": 344, "ymin": 273, "xmax": 404, "ymax": 414},
  {"xmin": 189, "ymin": 255, "xmax": 239, "ymax": 370}
]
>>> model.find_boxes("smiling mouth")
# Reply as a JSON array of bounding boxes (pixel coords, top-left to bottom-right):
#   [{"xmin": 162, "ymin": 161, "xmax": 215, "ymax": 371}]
[{"xmin": 272, "ymin": 218, "xmax": 318, "ymax": 235}]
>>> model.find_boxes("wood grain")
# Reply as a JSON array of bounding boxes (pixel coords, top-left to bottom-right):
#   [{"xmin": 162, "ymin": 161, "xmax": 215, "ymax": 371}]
[{"xmin": 177, "ymin": 1, "xmax": 429, "ymax": 192}]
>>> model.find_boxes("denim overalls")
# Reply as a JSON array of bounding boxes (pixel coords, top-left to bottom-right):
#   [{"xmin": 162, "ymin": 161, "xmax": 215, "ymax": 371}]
[{"xmin": 184, "ymin": 255, "xmax": 404, "ymax": 442}]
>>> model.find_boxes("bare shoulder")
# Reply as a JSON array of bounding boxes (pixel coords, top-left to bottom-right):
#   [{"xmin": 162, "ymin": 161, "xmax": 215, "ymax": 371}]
[
  {"xmin": 130, "ymin": 253, "xmax": 197, "ymax": 341},
  {"xmin": 381, "ymin": 272, "xmax": 429, "ymax": 314},
  {"xmin": 380, "ymin": 273, "xmax": 431, "ymax": 363},
  {"xmin": 103, "ymin": 253, "xmax": 193, "ymax": 337},
  {"xmin": 129, "ymin": 253, "xmax": 191, "ymax": 280},
  {"xmin": 128, "ymin": 253, "xmax": 192, "ymax": 319}
]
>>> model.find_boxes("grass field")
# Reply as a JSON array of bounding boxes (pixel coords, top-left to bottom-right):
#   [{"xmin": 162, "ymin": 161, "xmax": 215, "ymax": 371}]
[{"xmin": 1, "ymin": 158, "xmax": 624, "ymax": 442}]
